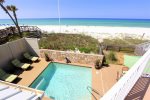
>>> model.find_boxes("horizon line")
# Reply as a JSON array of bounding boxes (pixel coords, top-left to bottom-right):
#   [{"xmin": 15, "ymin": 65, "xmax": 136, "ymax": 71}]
[{"xmin": 0, "ymin": 18, "xmax": 150, "ymax": 20}]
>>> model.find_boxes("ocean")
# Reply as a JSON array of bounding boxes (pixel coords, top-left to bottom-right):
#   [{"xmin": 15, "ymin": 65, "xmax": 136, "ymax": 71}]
[{"xmin": 0, "ymin": 18, "xmax": 150, "ymax": 28}]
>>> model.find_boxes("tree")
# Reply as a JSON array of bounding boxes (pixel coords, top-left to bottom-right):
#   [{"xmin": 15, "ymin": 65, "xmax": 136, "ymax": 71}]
[
  {"xmin": 0, "ymin": 0, "xmax": 22, "ymax": 37},
  {"xmin": 6, "ymin": 5, "xmax": 22, "ymax": 37}
]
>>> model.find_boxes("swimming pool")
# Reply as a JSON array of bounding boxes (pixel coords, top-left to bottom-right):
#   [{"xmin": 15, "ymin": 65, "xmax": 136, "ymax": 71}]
[{"xmin": 30, "ymin": 62, "xmax": 92, "ymax": 100}]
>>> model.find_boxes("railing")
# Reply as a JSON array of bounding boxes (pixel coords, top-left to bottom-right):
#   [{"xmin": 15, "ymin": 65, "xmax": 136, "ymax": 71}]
[
  {"xmin": 101, "ymin": 48, "xmax": 150, "ymax": 100},
  {"xmin": 87, "ymin": 86, "xmax": 101, "ymax": 100},
  {"xmin": 20, "ymin": 26, "xmax": 42, "ymax": 32},
  {"xmin": 0, "ymin": 26, "xmax": 42, "ymax": 44},
  {"xmin": 0, "ymin": 80, "xmax": 44, "ymax": 98},
  {"xmin": 135, "ymin": 41, "xmax": 150, "ymax": 56}
]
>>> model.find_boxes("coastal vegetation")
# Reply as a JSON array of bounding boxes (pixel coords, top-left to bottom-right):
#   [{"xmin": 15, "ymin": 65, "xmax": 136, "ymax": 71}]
[
  {"xmin": 107, "ymin": 51, "xmax": 117, "ymax": 61},
  {"xmin": 7, "ymin": 32, "xmax": 31, "ymax": 42},
  {"xmin": 39, "ymin": 33, "xmax": 100, "ymax": 53},
  {"xmin": 102, "ymin": 38, "xmax": 148, "ymax": 52},
  {"xmin": 104, "ymin": 51, "xmax": 118, "ymax": 64}
]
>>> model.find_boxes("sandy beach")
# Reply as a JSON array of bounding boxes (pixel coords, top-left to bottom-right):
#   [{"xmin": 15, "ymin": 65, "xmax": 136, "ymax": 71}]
[
  {"xmin": 1, "ymin": 25, "xmax": 150, "ymax": 41},
  {"xmin": 37, "ymin": 25, "xmax": 150, "ymax": 41}
]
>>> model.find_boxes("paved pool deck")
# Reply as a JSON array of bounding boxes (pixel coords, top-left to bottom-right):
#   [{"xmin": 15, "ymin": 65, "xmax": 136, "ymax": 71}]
[{"xmin": 14, "ymin": 58, "xmax": 123, "ymax": 100}]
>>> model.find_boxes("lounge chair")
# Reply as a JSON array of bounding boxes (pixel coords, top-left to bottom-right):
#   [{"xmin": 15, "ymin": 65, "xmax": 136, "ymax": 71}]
[
  {"xmin": 0, "ymin": 69, "xmax": 18, "ymax": 83},
  {"xmin": 11, "ymin": 59, "xmax": 31, "ymax": 70},
  {"xmin": 23, "ymin": 52, "xmax": 39, "ymax": 62}
]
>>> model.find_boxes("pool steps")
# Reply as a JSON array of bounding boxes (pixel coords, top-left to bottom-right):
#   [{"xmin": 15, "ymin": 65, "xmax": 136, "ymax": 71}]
[{"xmin": 35, "ymin": 77, "xmax": 45, "ymax": 89}]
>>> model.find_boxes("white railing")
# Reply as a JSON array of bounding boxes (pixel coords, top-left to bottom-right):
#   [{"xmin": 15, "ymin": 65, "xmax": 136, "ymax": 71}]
[{"xmin": 101, "ymin": 48, "xmax": 150, "ymax": 100}]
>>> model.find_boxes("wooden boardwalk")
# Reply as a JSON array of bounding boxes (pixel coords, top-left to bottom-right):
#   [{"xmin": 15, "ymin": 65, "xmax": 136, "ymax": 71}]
[
  {"xmin": 125, "ymin": 77, "xmax": 150, "ymax": 100},
  {"xmin": 0, "ymin": 26, "xmax": 42, "ymax": 44}
]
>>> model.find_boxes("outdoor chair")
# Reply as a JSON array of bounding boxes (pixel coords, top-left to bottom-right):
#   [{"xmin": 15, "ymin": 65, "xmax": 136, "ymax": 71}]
[
  {"xmin": 11, "ymin": 59, "xmax": 31, "ymax": 70},
  {"xmin": 23, "ymin": 52, "xmax": 39, "ymax": 62},
  {"xmin": 0, "ymin": 68, "xmax": 18, "ymax": 83}
]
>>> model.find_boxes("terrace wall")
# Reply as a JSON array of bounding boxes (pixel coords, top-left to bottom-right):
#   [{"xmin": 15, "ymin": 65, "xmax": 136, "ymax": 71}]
[
  {"xmin": 0, "ymin": 38, "xmax": 39, "ymax": 68},
  {"xmin": 40, "ymin": 49, "xmax": 104, "ymax": 66}
]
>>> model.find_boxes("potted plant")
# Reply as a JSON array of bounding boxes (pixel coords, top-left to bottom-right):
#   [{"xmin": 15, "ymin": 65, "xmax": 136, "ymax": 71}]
[
  {"xmin": 44, "ymin": 53, "xmax": 50, "ymax": 61},
  {"xmin": 95, "ymin": 59, "xmax": 102, "ymax": 69}
]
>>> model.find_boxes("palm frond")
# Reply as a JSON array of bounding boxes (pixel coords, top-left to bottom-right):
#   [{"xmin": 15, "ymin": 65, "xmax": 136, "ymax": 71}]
[
  {"xmin": 6, "ymin": 5, "xmax": 11, "ymax": 11},
  {"xmin": 6, "ymin": 5, "xmax": 18, "ymax": 11}
]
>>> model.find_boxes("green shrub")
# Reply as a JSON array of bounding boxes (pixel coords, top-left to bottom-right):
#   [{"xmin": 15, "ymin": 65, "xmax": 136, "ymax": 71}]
[
  {"xmin": 8, "ymin": 34, "xmax": 21, "ymax": 42},
  {"xmin": 102, "ymin": 56, "xmax": 109, "ymax": 66},
  {"xmin": 108, "ymin": 51, "xmax": 117, "ymax": 61},
  {"xmin": 22, "ymin": 32, "xmax": 30, "ymax": 37}
]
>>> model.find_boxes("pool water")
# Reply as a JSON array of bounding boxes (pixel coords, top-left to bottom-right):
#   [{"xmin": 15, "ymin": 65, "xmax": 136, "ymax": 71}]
[{"xmin": 30, "ymin": 62, "xmax": 92, "ymax": 100}]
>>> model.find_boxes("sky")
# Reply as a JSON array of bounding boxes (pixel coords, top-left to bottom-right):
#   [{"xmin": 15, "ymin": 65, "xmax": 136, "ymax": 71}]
[{"xmin": 0, "ymin": 0, "xmax": 150, "ymax": 19}]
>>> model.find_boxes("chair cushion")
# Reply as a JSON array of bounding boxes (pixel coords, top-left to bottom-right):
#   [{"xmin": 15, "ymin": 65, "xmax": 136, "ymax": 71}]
[
  {"xmin": 30, "ymin": 57, "xmax": 39, "ymax": 61},
  {"xmin": 20, "ymin": 63, "xmax": 30, "ymax": 70},
  {"xmin": 2, "ymin": 74, "xmax": 17, "ymax": 82}
]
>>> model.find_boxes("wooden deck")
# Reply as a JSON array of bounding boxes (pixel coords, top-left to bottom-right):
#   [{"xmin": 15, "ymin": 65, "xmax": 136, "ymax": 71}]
[
  {"xmin": 14, "ymin": 58, "xmax": 123, "ymax": 100},
  {"xmin": 15, "ymin": 58, "xmax": 49, "ymax": 86}
]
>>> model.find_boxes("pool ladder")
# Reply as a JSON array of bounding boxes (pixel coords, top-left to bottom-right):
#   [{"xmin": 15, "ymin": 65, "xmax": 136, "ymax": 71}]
[{"xmin": 87, "ymin": 86, "xmax": 102, "ymax": 100}]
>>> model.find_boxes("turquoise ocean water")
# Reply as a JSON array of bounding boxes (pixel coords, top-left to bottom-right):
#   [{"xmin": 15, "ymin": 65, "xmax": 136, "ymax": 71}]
[
  {"xmin": 30, "ymin": 62, "xmax": 92, "ymax": 100},
  {"xmin": 0, "ymin": 18, "xmax": 150, "ymax": 27}
]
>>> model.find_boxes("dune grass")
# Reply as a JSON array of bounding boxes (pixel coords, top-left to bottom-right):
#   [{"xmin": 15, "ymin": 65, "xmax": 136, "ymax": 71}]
[{"xmin": 39, "ymin": 33, "xmax": 100, "ymax": 53}]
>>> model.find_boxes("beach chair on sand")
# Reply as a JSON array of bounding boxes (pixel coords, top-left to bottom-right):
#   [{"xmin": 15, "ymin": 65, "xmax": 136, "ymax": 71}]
[
  {"xmin": 23, "ymin": 52, "xmax": 39, "ymax": 62},
  {"xmin": 11, "ymin": 59, "xmax": 31, "ymax": 70},
  {"xmin": 0, "ymin": 68, "xmax": 18, "ymax": 83}
]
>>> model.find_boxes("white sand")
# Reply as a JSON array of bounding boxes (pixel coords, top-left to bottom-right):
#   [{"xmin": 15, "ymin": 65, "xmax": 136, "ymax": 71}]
[
  {"xmin": 1, "ymin": 25, "xmax": 150, "ymax": 41},
  {"xmin": 37, "ymin": 25, "xmax": 150, "ymax": 41}
]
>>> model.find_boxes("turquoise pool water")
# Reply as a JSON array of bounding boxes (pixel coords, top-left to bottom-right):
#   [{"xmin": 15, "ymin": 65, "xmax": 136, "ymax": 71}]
[{"xmin": 30, "ymin": 62, "xmax": 92, "ymax": 100}]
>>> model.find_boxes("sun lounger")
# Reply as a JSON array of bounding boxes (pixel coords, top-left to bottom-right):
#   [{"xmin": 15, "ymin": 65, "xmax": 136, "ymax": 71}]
[
  {"xmin": 0, "ymin": 69, "xmax": 18, "ymax": 83},
  {"xmin": 23, "ymin": 52, "xmax": 39, "ymax": 62},
  {"xmin": 11, "ymin": 59, "xmax": 31, "ymax": 70}
]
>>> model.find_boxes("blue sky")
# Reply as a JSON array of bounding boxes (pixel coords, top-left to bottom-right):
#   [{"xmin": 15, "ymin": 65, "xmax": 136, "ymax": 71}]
[{"xmin": 0, "ymin": 0, "xmax": 150, "ymax": 19}]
